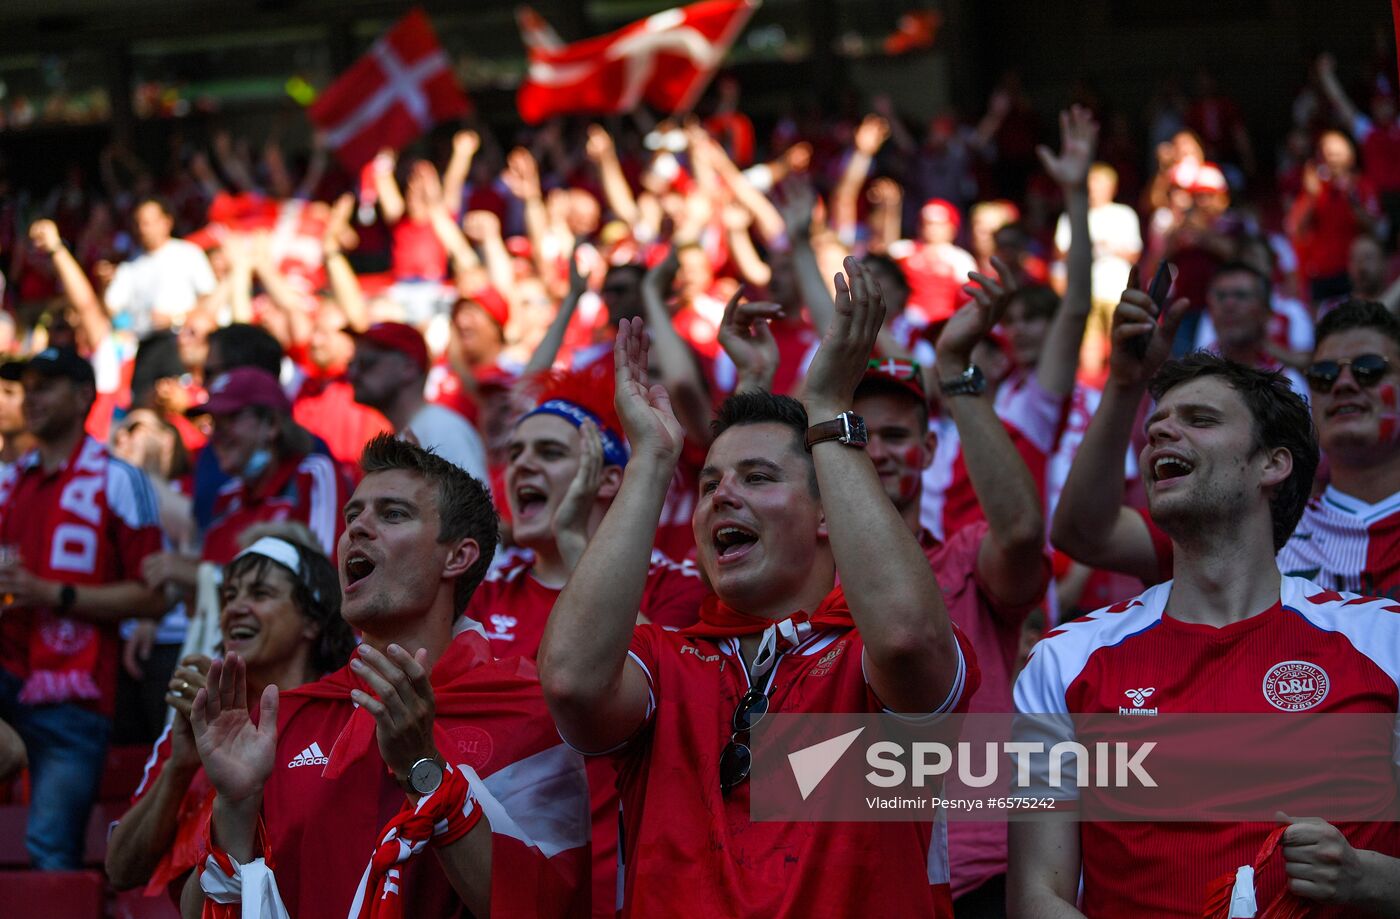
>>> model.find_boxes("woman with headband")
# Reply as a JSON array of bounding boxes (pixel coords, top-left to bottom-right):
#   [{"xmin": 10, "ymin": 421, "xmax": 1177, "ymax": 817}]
[{"xmin": 106, "ymin": 523, "xmax": 354, "ymax": 902}]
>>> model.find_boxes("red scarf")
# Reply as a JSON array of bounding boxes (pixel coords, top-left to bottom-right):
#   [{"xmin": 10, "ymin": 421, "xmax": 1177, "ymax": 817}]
[
  {"xmin": 680, "ymin": 585, "xmax": 855, "ymax": 641},
  {"xmin": 1202, "ymin": 826, "xmax": 1312, "ymax": 919},
  {"xmin": 0, "ymin": 438, "xmax": 112, "ymax": 705}
]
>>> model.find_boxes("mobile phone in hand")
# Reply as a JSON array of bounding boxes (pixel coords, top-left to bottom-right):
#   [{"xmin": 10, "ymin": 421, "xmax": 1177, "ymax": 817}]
[{"xmin": 1124, "ymin": 261, "xmax": 1174, "ymax": 360}]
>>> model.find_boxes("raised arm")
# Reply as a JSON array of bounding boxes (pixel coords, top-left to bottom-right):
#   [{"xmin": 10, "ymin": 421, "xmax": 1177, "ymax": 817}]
[
  {"xmin": 373, "ymin": 150, "xmax": 406, "ymax": 224},
  {"xmin": 832, "ymin": 115, "xmax": 889, "ymax": 246},
  {"xmin": 441, "ymin": 130, "xmax": 478, "ymax": 214},
  {"xmin": 640, "ymin": 245, "xmax": 714, "ymax": 445},
  {"xmin": 538, "ymin": 320, "xmax": 683, "ymax": 752},
  {"xmin": 585, "ymin": 125, "xmax": 640, "ymax": 225},
  {"xmin": 502, "ymin": 148, "xmax": 552, "ymax": 281},
  {"xmin": 250, "ymin": 234, "xmax": 314, "ymax": 350},
  {"xmin": 462, "ymin": 210, "xmax": 515, "ymax": 297},
  {"xmin": 721, "ymin": 202, "xmax": 772, "ymax": 287},
  {"xmin": 804, "ymin": 258, "xmax": 959, "ymax": 712},
  {"xmin": 782, "ymin": 180, "xmax": 838, "ymax": 334},
  {"xmin": 524, "ymin": 242, "xmax": 588, "ymax": 375},
  {"xmin": 937, "ymin": 257, "xmax": 1048, "ymax": 609},
  {"xmin": 1049, "ymin": 283, "xmax": 1190, "ymax": 582},
  {"xmin": 1316, "ymin": 54, "xmax": 1364, "ymax": 134},
  {"xmin": 323, "ymin": 194, "xmax": 368, "ymax": 333},
  {"xmin": 717, "ymin": 291, "xmax": 781, "ymax": 395},
  {"xmin": 703, "ymin": 131, "xmax": 787, "ymax": 244},
  {"xmin": 29, "ymin": 220, "xmax": 110, "ymax": 349},
  {"xmin": 1035, "ymin": 107, "xmax": 1098, "ymax": 398}
]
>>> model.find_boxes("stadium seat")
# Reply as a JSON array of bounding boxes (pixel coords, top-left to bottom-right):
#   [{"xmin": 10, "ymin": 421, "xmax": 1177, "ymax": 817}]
[
  {"xmin": 0, "ymin": 868, "xmax": 104, "ymax": 919},
  {"xmin": 111, "ymin": 888, "xmax": 183, "ymax": 919}
]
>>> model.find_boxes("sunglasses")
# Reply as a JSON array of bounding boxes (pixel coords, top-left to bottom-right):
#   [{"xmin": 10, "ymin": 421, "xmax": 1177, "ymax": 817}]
[
  {"xmin": 1304, "ymin": 354, "xmax": 1390, "ymax": 393},
  {"xmin": 719, "ymin": 686, "xmax": 772, "ymax": 794}
]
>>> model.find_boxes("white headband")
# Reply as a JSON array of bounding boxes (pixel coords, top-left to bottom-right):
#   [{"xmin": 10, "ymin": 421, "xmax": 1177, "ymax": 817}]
[{"xmin": 233, "ymin": 537, "xmax": 322, "ymax": 603}]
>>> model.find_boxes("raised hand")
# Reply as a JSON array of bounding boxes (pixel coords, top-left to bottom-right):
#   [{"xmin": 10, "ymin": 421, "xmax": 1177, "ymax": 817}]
[
  {"xmin": 28, "ymin": 219, "xmax": 62, "ymax": 255},
  {"xmin": 552, "ymin": 418, "xmax": 605, "ymax": 551},
  {"xmin": 853, "ymin": 114, "xmax": 891, "ymax": 157},
  {"xmin": 503, "ymin": 147, "xmax": 543, "ymax": 201},
  {"xmin": 803, "ymin": 256, "xmax": 887, "ymax": 416},
  {"xmin": 937, "ymin": 255, "xmax": 1021, "ymax": 366},
  {"xmin": 1036, "ymin": 105, "xmax": 1098, "ymax": 188},
  {"xmin": 323, "ymin": 192, "xmax": 358, "ymax": 256},
  {"xmin": 779, "ymin": 178, "xmax": 817, "ymax": 241},
  {"xmin": 166, "ymin": 655, "xmax": 210, "ymax": 770},
  {"xmin": 191, "ymin": 653, "xmax": 278, "ymax": 804},
  {"xmin": 453, "ymin": 129, "xmax": 480, "ymax": 161},
  {"xmin": 1106, "ymin": 274, "xmax": 1189, "ymax": 389},
  {"xmin": 717, "ymin": 290, "xmax": 781, "ymax": 392},
  {"xmin": 613, "ymin": 318, "xmax": 684, "ymax": 463},
  {"xmin": 462, "ymin": 209, "xmax": 502, "ymax": 243},
  {"xmin": 348, "ymin": 643, "xmax": 439, "ymax": 783},
  {"xmin": 584, "ymin": 124, "xmax": 615, "ymax": 163}
]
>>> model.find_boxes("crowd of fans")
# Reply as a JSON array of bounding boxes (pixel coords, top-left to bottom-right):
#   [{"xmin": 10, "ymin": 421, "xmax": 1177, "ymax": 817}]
[{"xmin": 0, "ymin": 49, "xmax": 1399, "ymax": 918}]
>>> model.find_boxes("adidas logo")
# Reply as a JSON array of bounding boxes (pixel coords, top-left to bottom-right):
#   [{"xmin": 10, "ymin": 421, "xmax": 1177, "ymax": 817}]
[{"xmin": 288, "ymin": 742, "xmax": 329, "ymax": 768}]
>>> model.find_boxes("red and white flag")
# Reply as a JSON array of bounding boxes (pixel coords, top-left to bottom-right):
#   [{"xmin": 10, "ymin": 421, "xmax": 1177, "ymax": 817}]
[
  {"xmin": 309, "ymin": 8, "xmax": 470, "ymax": 171},
  {"xmin": 517, "ymin": 0, "xmax": 758, "ymax": 124},
  {"xmin": 515, "ymin": 5, "xmax": 564, "ymax": 53}
]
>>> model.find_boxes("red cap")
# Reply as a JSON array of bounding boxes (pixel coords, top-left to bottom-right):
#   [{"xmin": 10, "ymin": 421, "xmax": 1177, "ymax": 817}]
[
  {"xmin": 189, "ymin": 367, "xmax": 291, "ymax": 417},
  {"xmin": 351, "ymin": 322, "xmax": 429, "ymax": 374},
  {"xmin": 858, "ymin": 357, "xmax": 927, "ymax": 406},
  {"xmin": 920, "ymin": 198, "xmax": 962, "ymax": 232},
  {"xmin": 456, "ymin": 287, "xmax": 510, "ymax": 329},
  {"xmin": 1188, "ymin": 163, "xmax": 1228, "ymax": 195}
]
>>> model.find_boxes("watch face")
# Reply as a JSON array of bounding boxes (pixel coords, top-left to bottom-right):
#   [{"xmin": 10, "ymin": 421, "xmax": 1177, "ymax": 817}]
[
  {"xmin": 843, "ymin": 413, "xmax": 868, "ymax": 446},
  {"xmin": 410, "ymin": 758, "xmax": 445, "ymax": 795}
]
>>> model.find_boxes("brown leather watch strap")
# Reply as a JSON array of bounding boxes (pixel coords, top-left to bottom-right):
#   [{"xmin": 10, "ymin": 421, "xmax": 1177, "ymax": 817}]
[{"xmin": 804, "ymin": 418, "xmax": 847, "ymax": 451}]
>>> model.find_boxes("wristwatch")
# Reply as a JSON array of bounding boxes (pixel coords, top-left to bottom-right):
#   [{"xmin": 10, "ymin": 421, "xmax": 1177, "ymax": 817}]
[
  {"xmin": 399, "ymin": 756, "xmax": 445, "ymax": 796},
  {"xmin": 805, "ymin": 411, "xmax": 867, "ymax": 451},
  {"xmin": 938, "ymin": 364, "xmax": 987, "ymax": 397}
]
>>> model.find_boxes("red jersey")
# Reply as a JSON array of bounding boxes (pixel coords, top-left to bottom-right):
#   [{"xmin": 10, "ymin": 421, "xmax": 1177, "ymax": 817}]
[
  {"xmin": 202, "ymin": 452, "xmax": 348, "ymax": 564},
  {"xmin": 390, "ymin": 216, "xmax": 448, "ymax": 280},
  {"xmin": 1361, "ymin": 119, "xmax": 1400, "ymax": 194},
  {"xmin": 249, "ymin": 626, "xmax": 590, "ymax": 918},
  {"xmin": 1014, "ymin": 576, "xmax": 1400, "ymax": 917},
  {"xmin": 895, "ymin": 241, "xmax": 976, "ymax": 326},
  {"xmin": 0, "ymin": 437, "xmax": 164, "ymax": 716},
  {"xmin": 474, "ymin": 549, "xmax": 707, "ymax": 660},
  {"xmin": 920, "ymin": 524, "xmax": 1048, "ymax": 897},
  {"xmin": 129, "ymin": 723, "xmax": 214, "ymax": 898},
  {"xmin": 612, "ymin": 604, "xmax": 979, "ymax": 917},
  {"xmin": 1290, "ymin": 177, "xmax": 1381, "ymax": 282}
]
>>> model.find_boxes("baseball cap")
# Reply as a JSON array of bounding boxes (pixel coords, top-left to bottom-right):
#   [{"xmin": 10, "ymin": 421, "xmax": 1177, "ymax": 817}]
[
  {"xmin": 455, "ymin": 287, "xmax": 510, "ymax": 330},
  {"xmin": 1188, "ymin": 163, "xmax": 1229, "ymax": 195},
  {"xmin": 920, "ymin": 198, "xmax": 962, "ymax": 232},
  {"xmin": 858, "ymin": 357, "xmax": 926, "ymax": 406},
  {"xmin": 0, "ymin": 347, "xmax": 96, "ymax": 387},
  {"xmin": 349, "ymin": 322, "xmax": 429, "ymax": 374},
  {"xmin": 188, "ymin": 367, "xmax": 291, "ymax": 417}
]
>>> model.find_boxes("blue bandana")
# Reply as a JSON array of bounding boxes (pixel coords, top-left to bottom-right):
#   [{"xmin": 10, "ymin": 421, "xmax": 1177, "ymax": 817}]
[{"xmin": 520, "ymin": 399, "xmax": 630, "ymax": 467}]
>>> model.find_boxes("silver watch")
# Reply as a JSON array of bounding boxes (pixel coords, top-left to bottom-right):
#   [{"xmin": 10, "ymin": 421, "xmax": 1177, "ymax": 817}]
[{"xmin": 402, "ymin": 756, "xmax": 445, "ymax": 796}]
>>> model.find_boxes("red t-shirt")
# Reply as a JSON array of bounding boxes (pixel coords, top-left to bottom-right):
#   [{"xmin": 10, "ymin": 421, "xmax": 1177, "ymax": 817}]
[
  {"xmin": 0, "ymin": 437, "xmax": 164, "ymax": 716},
  {"xmin": 896, "ymin": 241, "xmax": 976, "ymax": 326},
  {"xmin": 611, "ymin": 600, "xmax": 980, "ymax": 916},
  {"xmin": 390, "ymin": 217, "xmax": 448, "ymax": 281},
  {"xmin": 1015, "ymin": 578, "xmax": 1400, "ymax": 917},
  {"xmin": 128, "ymin": 722, "xmax": 214, "ymax": 898},
  {"xmin": 1291, "ymin": 178, "xmax": 1381, "ymax": 282},
  {"xmin": 474, "ymin": 549, "xmax": 707, "ymax": 660},
  {"xmin": 1362, "ymin": 121, "xmax": 1400, "ymax": 194},
  {"xmin": 292, "ymin": 374, "xmax": 392, "ymax": 479},
  {"xmin": 202, "ymin": 452, "xmax": 348, "ymax": 564}
]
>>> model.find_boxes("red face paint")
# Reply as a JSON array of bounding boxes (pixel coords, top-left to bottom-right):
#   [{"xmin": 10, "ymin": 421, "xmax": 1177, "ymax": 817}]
[{"xmin": 896, "ymin": 446, "xmax": 924, "ymax": 503}]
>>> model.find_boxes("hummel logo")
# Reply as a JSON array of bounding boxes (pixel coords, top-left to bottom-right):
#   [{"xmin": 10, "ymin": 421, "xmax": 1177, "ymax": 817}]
[
  {"xmin": 1124, "ymin": 688, "xmax": 1155, "ymax": 708},
  {"xmin": 288, "ymin": 742, "xmax": 329, "ymax": 768},
  {"xmin": 787, "ymin": 727, "xmax": 865, "ymax": 800}
]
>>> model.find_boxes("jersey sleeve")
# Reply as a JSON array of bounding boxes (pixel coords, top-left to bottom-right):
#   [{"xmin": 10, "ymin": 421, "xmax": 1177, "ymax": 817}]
[
  {"xmin": 106, "ymin": 459, "xmax": 166, "ymax": 579},
  {"xmin": 300, "ymin": 454, "xmax": 347, "ymax": 558},
  {"xmin": 641, "ymin": 551, "xmax": 708, "ymax": 629},
  {"xmin": 1134, "ymin": 506, "xmax": 1175, "ymax": 585},
  {"xmin": 860, "ymin": 624, "xmax": 979, "ymax": 720}
]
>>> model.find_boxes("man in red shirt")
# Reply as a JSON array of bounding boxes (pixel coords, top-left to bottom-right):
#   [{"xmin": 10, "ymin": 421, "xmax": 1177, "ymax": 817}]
[
  {"xmin": 892, "ymin": 198, "xmax": 977, "ymax": 326},
  {"xmin": 1287, "ymin": 131, "xmax": 1381, "ymax": 304},
  {"xmin": 473, "ymin": 367, "xmax": 706, "ymax": 659},
  {"xmin": 189, "ymin": 434, "xmax": 589, "ymax": 918},
  {"xmin": 1012, "ymin": 352, "xmax": 1400, "ymax": 916},
  {"xmin": 0, "ymin": 346, "xmax": 167, "ymax": 869},
  {"xmin": 540, "ymin": 259, "xmax": 978, "ymax": 917}
]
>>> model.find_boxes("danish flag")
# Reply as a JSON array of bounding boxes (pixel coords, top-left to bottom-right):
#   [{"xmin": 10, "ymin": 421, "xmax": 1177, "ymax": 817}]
[
  {"xmin": 516, "ymin": 0, "xmax": 758, "ymax": 124},
  {"xmin": 308, "ymin": 8, "xmax": 470, "ymax": 171}
]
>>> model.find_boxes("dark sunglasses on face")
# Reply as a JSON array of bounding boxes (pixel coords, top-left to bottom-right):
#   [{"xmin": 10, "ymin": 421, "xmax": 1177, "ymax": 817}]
[
  {"xmin": 719, "ymin": 686, "xmax": 772, "ymax": 794},
  {"xmin": 1304, "ymin": 354, "xmax": 1390, "ymax": 393}
]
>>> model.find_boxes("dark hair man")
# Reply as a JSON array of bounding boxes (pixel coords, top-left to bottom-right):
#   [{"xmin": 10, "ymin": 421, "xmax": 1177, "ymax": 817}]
[
  {"xmin": 1015, "ymin": 342, "xmax": 1400, "ymax": 913},
  {"xmin": 187, "ymin": 435, "xmax": 589, "ymax": 919},
  {"xmin": 540, "ymin": 259, "xmax": 976, "ymax": 915}
]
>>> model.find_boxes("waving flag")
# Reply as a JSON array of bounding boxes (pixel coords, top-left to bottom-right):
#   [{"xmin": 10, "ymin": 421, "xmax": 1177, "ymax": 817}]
[
  {"xmin": 517, "ymin": 0, "xmax": 758, "ymax": 124},
  {"xmin": 309, "ymin": 8, "xmax": 470, "ymax": 171}
]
